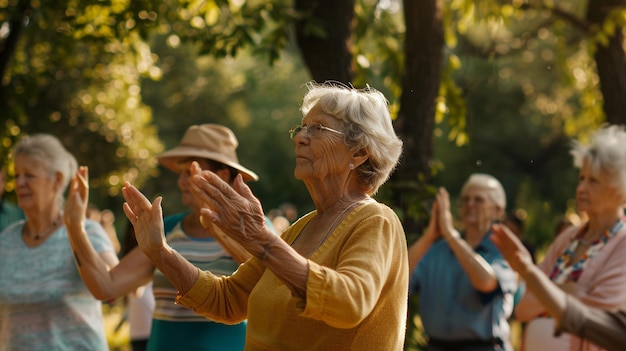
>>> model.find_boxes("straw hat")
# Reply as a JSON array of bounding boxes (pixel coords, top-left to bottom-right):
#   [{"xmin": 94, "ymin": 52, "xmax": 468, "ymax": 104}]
[{"xmin": 157, "ymin": 124, "xmax": 259, "ymax": 182}]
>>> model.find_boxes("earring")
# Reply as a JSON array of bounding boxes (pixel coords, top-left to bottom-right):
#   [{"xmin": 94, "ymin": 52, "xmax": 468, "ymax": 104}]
[{"xmin": 349, "ymin": 163, "xmax": 354, "ymax": 170}]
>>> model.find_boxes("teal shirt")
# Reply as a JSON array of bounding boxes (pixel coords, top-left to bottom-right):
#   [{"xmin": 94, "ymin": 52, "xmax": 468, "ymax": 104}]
[
  {"xmin": 0, "ymin": 198, "xmax": 24, "ymax": 233},
  {"xmin": 147, "ymin": 213, "xmax": 246, "ymax": 351},
  {"xmin": 0, "ymin": 219, "xmax": 113, "ymax": 351},
  {"xmin": 410, "ymin": 231, "xmax": 518, "ymax": 350}
]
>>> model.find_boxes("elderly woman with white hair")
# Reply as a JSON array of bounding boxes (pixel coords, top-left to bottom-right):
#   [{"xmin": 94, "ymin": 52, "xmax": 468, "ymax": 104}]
[
  {"xmin": 515, "ymin": 124, "xmax": 626, "ymax": 351},
  {"xmin": 0, "ymin": 134, "xmax": 118, "ymax": 350},
  {"xmin": 408, "ymin": 173, "xmax": 519, "ymax": 351},
  {"xmin": 121, "ymin": 81, "xmax": 407, "ymax": 350}
]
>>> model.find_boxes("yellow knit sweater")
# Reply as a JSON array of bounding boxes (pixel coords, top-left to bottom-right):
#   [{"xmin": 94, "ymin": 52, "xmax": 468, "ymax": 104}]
[{"xmin": 176, "ymin": 201, "xmax": 408, "ymax": 350}]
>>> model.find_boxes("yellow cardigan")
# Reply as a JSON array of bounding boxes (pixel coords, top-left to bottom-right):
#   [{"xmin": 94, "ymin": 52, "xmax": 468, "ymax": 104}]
[{"xmin": 176, "ymin": 201, "xmax": 408, "ymax": 350}]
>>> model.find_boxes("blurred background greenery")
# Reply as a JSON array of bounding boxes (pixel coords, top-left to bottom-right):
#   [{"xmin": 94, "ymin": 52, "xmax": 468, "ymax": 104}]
[{"xmin": 2, "ymin": 1, "xmax": 625, "ymax": 349}]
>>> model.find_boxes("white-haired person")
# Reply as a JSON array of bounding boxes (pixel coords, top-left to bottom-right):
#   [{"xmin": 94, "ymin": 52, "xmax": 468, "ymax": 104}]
[
  {"xmin": 408, "ymin": 173, "xmax": 519, "ymax": 351},
  {"xmin": 121, "ymin": 81, "xmax": 408, "ymax": 350},
  {"xmin": 64, "ymin": 124, "xmax": 266, "ymax": 351},
  {"xmin": 0, "ymin": 134, "xmax": 118, "ymax": 350},
  {"xmin": 491, "ymin": 222, "xmax": 626, "ymax": 351},
  {"xmin": 514, "ymin": 124, "xmax": 626, "ymax": 351}
]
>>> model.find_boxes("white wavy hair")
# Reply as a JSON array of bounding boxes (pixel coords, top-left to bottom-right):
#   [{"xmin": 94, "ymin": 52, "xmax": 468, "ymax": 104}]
[
  {"xmin": 300, "ymin": 81, "xmax": 403, "ymax": 194},
  {"xmin": 571, "ymin": 124, "xmax": 626, "ymax": 202}
]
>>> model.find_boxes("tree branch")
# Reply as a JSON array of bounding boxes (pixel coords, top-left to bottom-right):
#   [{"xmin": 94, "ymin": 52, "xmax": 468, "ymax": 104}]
[{"xmin": 520, "ymin": 2, "xmax": 590, "ymax": 32}]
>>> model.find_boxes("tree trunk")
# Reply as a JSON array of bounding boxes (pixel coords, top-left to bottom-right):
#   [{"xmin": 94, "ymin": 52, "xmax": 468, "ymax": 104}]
[
  {"xmin": 586, "ymin": 0, "xmax": 626, "ymax": 125},
  {"xmin": 294, "ymin": 0, "xmax": 355, "ymax": 84},
  {"xmin": 0, "ymin": 0, "xmax": 31, "ymax": 105},
  {"xmin": 392, "ymin": 0, "xmax": 444, "ymax": 235}
]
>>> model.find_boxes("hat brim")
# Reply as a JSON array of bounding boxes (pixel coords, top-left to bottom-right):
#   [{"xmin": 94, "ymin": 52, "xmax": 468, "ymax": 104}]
[{"xmin": 157, "ymin": 146, "xmax": 259, "ymax": 182}]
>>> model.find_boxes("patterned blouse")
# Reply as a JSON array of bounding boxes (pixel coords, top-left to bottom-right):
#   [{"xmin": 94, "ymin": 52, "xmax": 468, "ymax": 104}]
[{"xmin": 548, "ymin": 218, "xmax": 625, "ymax": 284}]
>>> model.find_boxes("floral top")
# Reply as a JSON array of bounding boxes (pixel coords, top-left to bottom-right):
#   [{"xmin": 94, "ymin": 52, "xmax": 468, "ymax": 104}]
[{"xmin": 548, "ymin": 218, "xmax": 625, "ymax": 285}]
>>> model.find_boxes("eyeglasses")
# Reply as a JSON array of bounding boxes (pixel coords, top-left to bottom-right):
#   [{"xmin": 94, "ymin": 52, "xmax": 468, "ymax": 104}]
[{"xmin": 289, "ymin": 124, "xmax": 344, "ymax": 140}]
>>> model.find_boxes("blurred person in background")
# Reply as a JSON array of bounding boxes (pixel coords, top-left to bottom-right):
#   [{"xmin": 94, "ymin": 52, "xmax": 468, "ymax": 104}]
[
  {"xmin": 492, "ymin": 223, "xmax": 626, "ymax": 351},
  {"xmin": 408, "ymin": 173, "xmax": 519, "ymax": 351},
  {"xmin": 514, "ymin": 125, "xmax": 626, "ymax": 351},
  {"xmin": 0, "ymin": 165, "xmax": 24, "ymax": 232},
  {"xmin": 0, "ymin": 134, "xmax": 117, "ymax": 350},
  {"xmin": 64, "ymin": 124, "xmax": 264, "ymax": 351}
]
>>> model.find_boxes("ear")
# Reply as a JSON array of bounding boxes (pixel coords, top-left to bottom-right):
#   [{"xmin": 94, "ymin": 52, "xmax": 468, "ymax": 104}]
[
  {"xmin": 351, "ymin": 148, "xmax": 369, "ymax": 168},
  {"xmin": 54, "ymin": 171, "xmax": 65, "ymax": 193}
]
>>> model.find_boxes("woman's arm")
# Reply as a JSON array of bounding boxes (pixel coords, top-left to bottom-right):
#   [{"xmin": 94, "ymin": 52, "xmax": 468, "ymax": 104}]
[
  {"xmin": 408, "ymin": 199, "xmax": 440, "ymax": 273},
  {"xmin": 491, "ymin": 223, "xmax": 569, "ymax": 322},
  {"xmin": 65, "ymin": 166, "xmax": 153, "ymax": 300},
  {"xmin": 436, "ymin": 187, "xmax": 498, "ymax": 293},
  {"xmin": 122, "ymin": 182, "xmax": 201, "ymax": 296}
]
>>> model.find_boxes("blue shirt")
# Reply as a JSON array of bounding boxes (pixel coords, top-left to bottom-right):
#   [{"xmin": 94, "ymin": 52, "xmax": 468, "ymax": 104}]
[{"xmin": 410, "ymin": 231, "xmax": 518, "ymax": 350}]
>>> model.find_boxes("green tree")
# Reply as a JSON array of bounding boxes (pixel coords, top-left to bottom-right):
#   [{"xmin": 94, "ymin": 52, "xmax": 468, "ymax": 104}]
[{"xmin": 0, "ymin": 0, "xmax": 164, "ymax": 206}]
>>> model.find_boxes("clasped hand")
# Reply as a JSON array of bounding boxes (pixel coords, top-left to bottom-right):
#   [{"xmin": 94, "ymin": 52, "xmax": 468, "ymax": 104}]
[{"xmin": 424, "ymin": 187, "xmax": 459, "ymax": 241}]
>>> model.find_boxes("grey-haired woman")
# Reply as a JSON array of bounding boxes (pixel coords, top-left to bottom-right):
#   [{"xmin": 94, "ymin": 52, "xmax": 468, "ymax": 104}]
[{"xmin": 0, "ymin": 134, "xmax": 117, "ymax": 350}]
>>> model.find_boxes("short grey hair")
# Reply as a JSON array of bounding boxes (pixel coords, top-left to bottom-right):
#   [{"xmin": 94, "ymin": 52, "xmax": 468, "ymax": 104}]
[
  {"xmin": 571, "ymin": 124, "xmax": 626, "ymax": 201},
  {"xmin": 12, "ymin": 134, "xmax": 77, "ymax": 207},
  {"xmin": 461, "ymin": 173, "xmax": 507, "ymax": 215},
  {"xmin": 301, "ymin": 81, "xmax": 403, "ymax": 194}
]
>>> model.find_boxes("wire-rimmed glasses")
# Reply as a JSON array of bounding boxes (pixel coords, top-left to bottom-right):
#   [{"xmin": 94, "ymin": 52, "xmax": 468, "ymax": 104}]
[{"xmin": 289, "ymin": 124, "xmax": 344, "ymax": 140}]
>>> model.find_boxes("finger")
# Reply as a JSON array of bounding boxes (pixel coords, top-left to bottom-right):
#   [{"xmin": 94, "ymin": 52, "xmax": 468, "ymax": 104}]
[
  {"xmin": 151, "ymin": 196, "xmax": 163, "ymax": 219},
  {"xmin": 189, "ymin": 175, "xmax": 222, "ymax": 209},
  {"xmin": 77, "ymin": 166, "xmax": 89, "ymax": 201},
  {"xmin": 122, "ymin": 182, "xmax": 152, "ymax": 208},
  {"xmin": 200, "ymin": 170, "xmax": 239, "ymax": 200},
  {"xmin": 232, "ymin": 174, "xmax": 253, "ymax": 199},
  {"xmin": 190, "ymin": 161, "xmax": 202, "ymax": 176},
  {"xmin": 200, "ymin": 207, "xmax": 219, "ymax": 223},
  {"xmin": 122, "ymin": 202, "xmax": 137, "ymax": 224}
]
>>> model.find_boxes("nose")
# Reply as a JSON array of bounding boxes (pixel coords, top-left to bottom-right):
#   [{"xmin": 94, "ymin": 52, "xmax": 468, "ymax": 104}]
[
  {"xmin": 291, "ymin": 129, "xmax": 309, "ymax": 144},
  {"xmin": 14, "ymin": 174, "xmax": 26, "ymax": 187}
]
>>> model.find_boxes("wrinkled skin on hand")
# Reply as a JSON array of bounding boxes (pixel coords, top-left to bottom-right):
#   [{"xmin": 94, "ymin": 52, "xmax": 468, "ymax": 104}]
[
  {"xmin": 64, "ymin": 166, "xmax": 89, "ymax": 230},
  {"xmin": 121, "ymin": 183, "xmax": 168, "ymax": 258},
  {"xmin": 188, "ymin": 162, "xmax": 273, "ymax": 252}
]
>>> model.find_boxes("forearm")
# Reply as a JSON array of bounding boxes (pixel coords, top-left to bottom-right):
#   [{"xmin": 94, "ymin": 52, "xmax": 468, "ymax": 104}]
[
  {"xmin": 66, "ymin": 223, "xmax": 121, "ymax": 300},
  {"xmin": 259, "ymin": 238, "xmax": 309, "ymax": 298},
  {"xmin": 148, "ymin": 244, "xmax": 200, "ymax": 296},
  {"xmin": 446, "ymin": 234, "xmax": 498, "ymax": 292},
  {"xmin": 517, "ymin": 263, "xmax": 567, "ymax": 323}
]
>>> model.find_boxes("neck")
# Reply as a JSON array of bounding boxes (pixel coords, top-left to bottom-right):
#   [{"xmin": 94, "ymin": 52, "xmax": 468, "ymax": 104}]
[
  {"xmin": 464, "ymin": 224, "xmax": 490, "ymax": 247},
  {"xmin": 183, "ymin": 213, "xmax": 210, "ymax": 238},
  {"xmin": 25, "ymin": 211, "xmax": 62, "ymax": 241},
  {"xmin": 583, "ymin": 209, "xmax": 624, "ymax": 240}
]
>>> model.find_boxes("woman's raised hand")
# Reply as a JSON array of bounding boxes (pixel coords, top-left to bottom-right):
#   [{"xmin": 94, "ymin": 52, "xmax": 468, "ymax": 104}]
[
  {"xmin": 64, "ymin": 166, "xmax": 89, "ymax": 231},
  {"xmin": 189, "ymin": 164, "xmax": 272, "ymax": 252},
  {"xmin": 491, "ymin": 223, "xmax": 534, "ymax": 274},
  {"xmin": 122, "ymin": 182, "xmax": 167, "ymax": 257},
  {"xmin": 424, "ymin": 197, "xmax": 442, "ymax": 241},
  {"xmin": 435, "ymin": 187, "xmax": 460, "ymax": 239}
]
